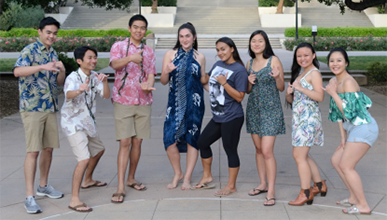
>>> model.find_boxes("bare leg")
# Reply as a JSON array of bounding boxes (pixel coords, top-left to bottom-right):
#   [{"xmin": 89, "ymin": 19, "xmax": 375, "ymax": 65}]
[
  {"xmin": 307, "ymin": 156, "xmax": 322, "ymax": 183},
  {"xmin": 249, "ymin": 134, "xmax": 267, "ymax": 195},
  {"xmin": 166, "ymin": 143, "xmax": 183, "ymax": 189},
  {"xmin": 261, "ymin": 136, "xmax": 277, "ymax": 202},
  {"xmin": 215, "ymin": 167, "xmax": 239, "ymax": 195},
  {"xmin": 194, "ymin": 157, "xmax": 213, "ymax": 187},
  {"xmin": 331, "ymin": 147, "xmax": 357, "ymax": 204},
  {"xmin": 112, "ymin": 138, "xmax": 130, "ymax": 203},
  {"xmin": 293, "ymin": 147, "xmax": 312, "ymax": 189},
  {"xmin": 70, "ymin": 159, "xmax": 91, "ymax": 211},
  {"xmin": 182, "ymin": 144, "xmax": 198, "ymax": 190},
  {"xmin": 25, "ymin": 152, "xmax": 39, "ymax": 197},
  {"xmin": 82, "ymin": 150, "xmax": 105, "ymax": 187},
  {"xmin": 126, "ymin": 138, "xmax": 146, "ymax": 190},
  {"xmin": 38, "ymin": 147, "xmax": 53, "ymax": 187},
  {"xmin": 339, "ymin": 142, "xmax": 371, "ymax": 213}
]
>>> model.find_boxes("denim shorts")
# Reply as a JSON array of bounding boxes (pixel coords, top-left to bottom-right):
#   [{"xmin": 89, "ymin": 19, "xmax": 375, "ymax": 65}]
[{"xmin": 343, "ymin": 116, "xmax": 379, "ymax": 147}]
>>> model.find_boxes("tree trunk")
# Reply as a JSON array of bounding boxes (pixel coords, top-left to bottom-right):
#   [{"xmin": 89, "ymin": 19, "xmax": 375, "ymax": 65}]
[
  {"xmin": 151, "ymin": 0, "xmax": 158, "ymax": 13},
  {"xmin": 276, "ymin": 0, "xmax": 284, "ymax": 14}
]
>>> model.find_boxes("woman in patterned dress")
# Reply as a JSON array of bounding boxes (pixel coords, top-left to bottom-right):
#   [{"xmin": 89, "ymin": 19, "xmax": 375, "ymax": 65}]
[
  {"xmin": 323, "ymin": 48, "xmax": 378, "ymax": 215},
  {"xmin": 285, "ymin": 43, "xmax": 327, "ymax": 206},
  {"xmin": 245, "ymin": 30, "xmax": 285, "ymax": 206},
  {"xmin": 160, "ymin": 22, "xmax": 208, "ymax": 190}
]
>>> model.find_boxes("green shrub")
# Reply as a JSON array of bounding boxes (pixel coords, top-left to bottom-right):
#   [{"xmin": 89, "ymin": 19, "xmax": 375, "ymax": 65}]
[
  {"xmin": 366, "ymin": 61, "xmax": 387, "ymax": 84},
  {"xmin": 0, "ymin": 28, "xmax": 153, "ymax": 37},
  {"xmin": 58, "ymin": 53, "xmax": 78, "ymax": 76},
  {"xmin": 285, "ymin": 27, "xmax": 387, "ymax": 37},
  {"xmin": 282, "ymin": 36, "xmax": 387, "ymax": 51},
  {"xmin": 0, "ymin": 2, "xmax": 44, "ymax": 31},
  {"xmin": 259, "ymin": 0, "xmax": 294, "ymax": 7},
  {"xmin": 13, "ymin": 6, "xmax": 44, "ymax": 29},
  {"xmin": 141, "ymin": 0, "xmax": 177, "ymax": 6}
]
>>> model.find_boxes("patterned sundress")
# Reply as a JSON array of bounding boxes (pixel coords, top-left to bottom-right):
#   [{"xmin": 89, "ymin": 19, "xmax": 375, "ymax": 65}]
[
  {"xmin": 163, "ymin": 48, "xmax": 205, "ymax": 153},
  {"xmin": 292, "ymin": 68, "xmax": 324, "ymax": 147},
  {"xmin": 246, "ymin": 57, "xmax": 285, "ymax": 137}
]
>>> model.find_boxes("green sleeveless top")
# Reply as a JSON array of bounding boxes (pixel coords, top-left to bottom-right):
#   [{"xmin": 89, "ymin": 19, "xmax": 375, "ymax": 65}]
[{"xmin": 328, "ymin": 92, "xmax": 372, "ymax": 125}]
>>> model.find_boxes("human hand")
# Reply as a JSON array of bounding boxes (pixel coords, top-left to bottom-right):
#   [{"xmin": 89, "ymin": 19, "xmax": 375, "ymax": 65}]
[
  {"xmin": 248, "ymin": 71, "xmax": 256, "ymax": 84},
  {"xmin": 286, "ymin": 82, "xmax": 294, "ymax": 95},
  {"xmin": 292, "ymin": 78, "xmax": 302, "ymax": 91},
  {"xmin": 94, "ymin": 72, "xmax": 109, "ymax": 82},
  {"xmin": 322, "ymin": 79, "xmax": 337, "ymax": 96},
  {"xmin": 130, "ymin": 49, "xmax": 144, "ymax": 64},
  {"xmin": 166, "ymin": 58, "xmax": 177, "ymax": 74},
  {"xmin": 42, "ymin": 62, "xmax": 59, "ymax": 72},
  {"xmin": 213, "ymin": 72, "xmax": 228, "ymax": 86},
  {"xmin": 139, "ymin": 81, "xmax": 156, "ymax": 92},
  {"xmin": 269, "ymin": 66, "xmax": 281, "ymax": 79},
  {"xmin": 53, "ymin": 59, "xmax": 65, "ymax": 72},
  {"xmin": 79, "ymin": 78, "xmax": 90, "ymax": 92}
]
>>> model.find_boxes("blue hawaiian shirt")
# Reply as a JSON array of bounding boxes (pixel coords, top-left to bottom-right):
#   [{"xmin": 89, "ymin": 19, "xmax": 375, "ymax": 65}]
[{"xmin": 13, "ymin": 39, "xmax": 59, "ymax": 113}]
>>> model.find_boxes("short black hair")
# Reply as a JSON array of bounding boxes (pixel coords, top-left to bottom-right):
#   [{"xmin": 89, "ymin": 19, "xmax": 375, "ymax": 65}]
[
  {"xmin": 39, "ymin": 17, "xmax": 60, "ymax": 30},
  {"xmin": 74, "ymin": 46, "xmax": 98, "ymax": 67},
  {"xmin": 128, "ymin": 14, "xmax": 148, "ymax": 28}
]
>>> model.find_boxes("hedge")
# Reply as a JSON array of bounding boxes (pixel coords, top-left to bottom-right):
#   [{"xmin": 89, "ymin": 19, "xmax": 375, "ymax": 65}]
[
  {"xmin": 0, "ymin": 28, "xmax": 153, "ymax": 38},
  {"xmin": 141, "ymin": 0, "xmax": 177, "ymax": 6},
  {"xmin": 285, "ymin": 27, "xmax": 387, "ymax": 37}
]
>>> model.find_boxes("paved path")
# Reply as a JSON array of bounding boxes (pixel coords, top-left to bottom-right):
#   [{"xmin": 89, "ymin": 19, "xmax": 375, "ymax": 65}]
[{"xmin": 0, "ymin": 49, "xmax": 386, "ymax": 220}]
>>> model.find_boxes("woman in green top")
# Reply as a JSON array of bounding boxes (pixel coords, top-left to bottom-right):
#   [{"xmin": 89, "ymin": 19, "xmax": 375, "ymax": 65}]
[{"xmin": 323, "ymin": 48, "xmax": 379, "ymax": 215}]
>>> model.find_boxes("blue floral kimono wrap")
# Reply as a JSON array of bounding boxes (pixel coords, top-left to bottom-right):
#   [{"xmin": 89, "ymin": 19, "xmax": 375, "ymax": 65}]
[{"xmin": 163, "ymin": 48, "xmax": 205, "ymax": 152}]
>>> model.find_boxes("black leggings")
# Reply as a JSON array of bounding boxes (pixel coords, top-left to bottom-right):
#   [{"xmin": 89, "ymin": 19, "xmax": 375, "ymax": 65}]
[{"xmin": 198, "ymin": 116, "xmax": 244, "ymax": 168}]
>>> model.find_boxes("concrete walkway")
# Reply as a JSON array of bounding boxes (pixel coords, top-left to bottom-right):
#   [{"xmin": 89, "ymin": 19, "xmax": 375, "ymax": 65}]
[{"xmin": 0, "ymin": 50, "xmax": 386, "ymax": 220}]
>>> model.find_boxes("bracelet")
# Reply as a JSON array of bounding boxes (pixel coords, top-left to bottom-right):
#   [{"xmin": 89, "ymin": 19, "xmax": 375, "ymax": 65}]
[{"xmin": 222, "ymin": 82, "xmax": 228, "ymax": 86}]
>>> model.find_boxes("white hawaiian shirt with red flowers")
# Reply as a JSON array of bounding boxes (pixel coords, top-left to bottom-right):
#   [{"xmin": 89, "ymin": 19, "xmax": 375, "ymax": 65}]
[{"xmin": 110, "ymin": 38, "xmax": 156, "ymax": 106}]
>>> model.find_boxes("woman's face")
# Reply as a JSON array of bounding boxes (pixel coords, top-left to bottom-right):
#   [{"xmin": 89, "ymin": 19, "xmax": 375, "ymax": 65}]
[
  {"xmin": 179, "ymin": 28, "xmax": 195, "ymax": 51},
  {"xmin": 250, "ymin": 34, "xmax": 265, "ymax": 54},
  {"xmin": 216, "ymin": 42, "xmax": 234, "ymax": 64},
  {"xmin": 296, "ymin": 47, "xmax": 316, "ymax": 69},
  {"xmin": 328, "ymin": 52, "xmax": 347, "ymax": 75}
]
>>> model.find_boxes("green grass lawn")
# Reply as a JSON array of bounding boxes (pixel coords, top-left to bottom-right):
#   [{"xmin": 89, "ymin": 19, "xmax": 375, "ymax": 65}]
[
  {"xmin": 317, "ymin": 56, "xmax": 387, "ymax": 70},
  {"xmin": 0, "ymin": 58, "xmax": 110, "ymax": 72}
]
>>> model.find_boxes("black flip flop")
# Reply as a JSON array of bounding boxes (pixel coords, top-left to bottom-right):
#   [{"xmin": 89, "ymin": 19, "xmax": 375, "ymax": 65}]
[
  {"xmin": 264, "ymin": 197, "xmax": 276, "ymax": 206},
  {"xmin": 248, "ymin": 188, "xmax": 268, "ymax": 196}
]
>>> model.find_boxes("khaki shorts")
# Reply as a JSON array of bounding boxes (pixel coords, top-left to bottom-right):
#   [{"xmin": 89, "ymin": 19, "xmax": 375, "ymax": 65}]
[
  {"xmin": 114, "ymin": 102, "xmax": 151, "ymax": 140},
  {"xmin": 21, "ymin": 111, "xmax": 59, "ymax": 152},
  {"xmin": 67, "ymin": 131, "xmax": 105, "ymax": 162}
]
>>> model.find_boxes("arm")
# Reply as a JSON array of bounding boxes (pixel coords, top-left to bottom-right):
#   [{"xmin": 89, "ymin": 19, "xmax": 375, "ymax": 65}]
[
  {"xmin": 66, "ymin": 77, "xmax": 90, "ymax": 100},
  {"xmin": 285, "ymin": 82, "xmax": 294, "ymax": 104},
  {"xmin": 53, "ymin": 59, "xmax": 66, "ymax": 86},
  {"xmin": 110, "ymin": 49, "xmax": 143, "ymax": 70},
  {"xmin": 270, "ymin": 56, "xmax": 285, "ymax": 92},
  {"xmin": 160, "ymin": 50, "xmax": 176, "ymax": 85},
  {"xmin": 323, "ymin": 78, "xmax": 359, "ymax": 115},
  {"xmin": 14, "ymin": 63, "xmax": 60, "ymax": 78},
  {"xmin": 199, "ymin": 54, "xmax": 208, "ymax": 85},
  {"xmin": 246, "ymin": 60, "xmax": 255, "ymax": 94},
  {"xmin": 102, "ymin": 80, "xmax": 111, "ymax": 99},
  {"xmin": 214, "ymin": 72, "xmax": 245, "ymax": 103},
  {"xmin": 293, "ymin": 70, "xmax": 324, "ymax": 102},
  {"xmin": 337, "ymin": 121, "xmax": 347, "ymax": 150}
]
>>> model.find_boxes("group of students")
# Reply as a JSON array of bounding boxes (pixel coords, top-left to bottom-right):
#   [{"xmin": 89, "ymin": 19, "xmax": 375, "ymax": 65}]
[{"xmin": 14, "ymin": 15, "xmax": 378, "ymax": 215}]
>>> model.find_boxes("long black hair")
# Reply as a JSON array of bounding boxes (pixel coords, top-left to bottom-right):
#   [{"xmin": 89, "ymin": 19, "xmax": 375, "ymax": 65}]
[
  {"xmin": 216, "ymin": 37, "xmax": 244, "ymax": 66},
  {"xmin": 173, "ymin": 22, "xmax": 198, "ymax": 50},
  {"xmin": 327, "ymin": 47, "xmax": 350, "ymax": 71},
  {"xmin": 286, "ymin": 42, "xmax": 320, "ymax": 108},
  {"xmin": 248, "ymin": 30, "xmax": 275, "ymax": 59},
  {"xmin": 290, "ymin": 42, "xmax": 319, "ymax": 85}
]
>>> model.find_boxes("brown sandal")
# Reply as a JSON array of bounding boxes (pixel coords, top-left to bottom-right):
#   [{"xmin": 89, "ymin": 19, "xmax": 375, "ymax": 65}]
[{"xmin": 111, "ymin": 193, "xmax": 125, "ymax": 203}]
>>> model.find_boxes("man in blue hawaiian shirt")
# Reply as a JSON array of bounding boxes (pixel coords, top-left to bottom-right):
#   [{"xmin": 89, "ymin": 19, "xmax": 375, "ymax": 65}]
[{"xmin": 13, "ymin": 17, "xmax": 66, "ymax": 214}]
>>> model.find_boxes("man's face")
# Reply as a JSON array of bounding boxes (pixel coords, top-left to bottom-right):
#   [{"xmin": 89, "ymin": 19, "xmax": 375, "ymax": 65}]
[
  {"xmin": 128, "ymin": 20, "xmax": 147, "ymax": 43},
  {"xmin": 38, "ymin": 25, "xmax": 58, "ymax": 49},
  {"xmin": 77, "ymin": 50, "xmax": 97, "ymax": 72}
]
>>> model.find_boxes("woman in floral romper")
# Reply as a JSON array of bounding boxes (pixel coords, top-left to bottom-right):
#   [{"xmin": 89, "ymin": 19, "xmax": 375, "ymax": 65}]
[
  {"xmin": 286, "ymin": 43, "xmax": 327, "ymax": 206},
  {"xmin": 323, "ymin": 48, "xmax": 378, "ymax": 215}
]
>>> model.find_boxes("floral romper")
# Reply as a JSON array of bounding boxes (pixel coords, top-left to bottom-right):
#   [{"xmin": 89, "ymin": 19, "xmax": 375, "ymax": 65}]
[{"xmin": 292, "ymin": 68, "xmax": 324, "ymax": 147}]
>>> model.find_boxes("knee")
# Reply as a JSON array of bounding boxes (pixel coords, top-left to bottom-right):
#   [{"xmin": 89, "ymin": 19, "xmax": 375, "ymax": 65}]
[
  {"xmin": 98, "ymin": 149, "xmax": 105, "ymax": 156},
  {"xmin": 120, "ymin": 139, "xmax": 131, "ymax": 148},
  {"xmin": 43, "ymin": 147, "xmax": 53, "ymax": 154},
  {"xmin": 331, "ymin": 157, "xmax": 339, "ymax": 169},
  {"xmin": 26, "ymin": 152, "xmax": 39, "ymax": 160},
  {"xmin": 261, "ymin": 149, "xmax": 274, "ymax": 160},
  {"xmin": 255, "ymin": 146, "xmax": 263, "ymax": 155},
  {"xmin": 338, "ymin": 162, "xmax": 350, "ymax": 174},
  {"xmin": 292, "ymin": 152, "xmax": 306, "ymax": 164},
  {"xmin": 78, "ymin": 158, "xmax": 90, "ymax": 166}
]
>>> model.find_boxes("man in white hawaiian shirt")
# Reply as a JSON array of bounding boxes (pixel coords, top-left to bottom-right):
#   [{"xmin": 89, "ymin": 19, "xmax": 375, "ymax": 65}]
[{"xmin": 61, "ymin": 46, "xmax": 110, "ymax": 212}]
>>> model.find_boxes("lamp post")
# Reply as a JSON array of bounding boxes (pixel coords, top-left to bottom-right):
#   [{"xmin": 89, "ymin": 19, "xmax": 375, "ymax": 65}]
[
  {"xmin": 296, "ymin": 0, "xmax": 298, "ymax": 40},
  {"xmin": 139, "ymin": 0, "xmax": 141, "ymax": 14},
  {"xmin": 312, "ymin": 25, "xmax": 317, "ymax": 45}
]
